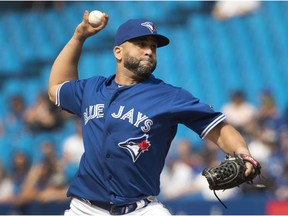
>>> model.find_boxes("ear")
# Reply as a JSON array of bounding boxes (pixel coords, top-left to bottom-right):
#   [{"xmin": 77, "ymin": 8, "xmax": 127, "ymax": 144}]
[{"xmin": 113, "ymin": 46, "xmax": 122, "ymax": 61}]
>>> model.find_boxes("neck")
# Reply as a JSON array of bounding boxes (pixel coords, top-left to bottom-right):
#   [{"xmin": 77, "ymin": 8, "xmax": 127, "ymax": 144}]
[{"xmin": 115, "ymin": 70, "xmax": 148, "ymax": 86}]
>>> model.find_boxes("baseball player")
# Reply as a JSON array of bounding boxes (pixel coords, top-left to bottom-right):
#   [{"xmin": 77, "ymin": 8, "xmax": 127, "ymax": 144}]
[{"xmin": 48, "ymin": 10, "xmax": 256, "ymax": 215}]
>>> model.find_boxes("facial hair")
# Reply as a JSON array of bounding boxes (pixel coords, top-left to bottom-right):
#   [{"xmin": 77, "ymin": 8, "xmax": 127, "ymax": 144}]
[{"xmin": 123, "ymin": 54, "xmax": 157, "ymax": 80}]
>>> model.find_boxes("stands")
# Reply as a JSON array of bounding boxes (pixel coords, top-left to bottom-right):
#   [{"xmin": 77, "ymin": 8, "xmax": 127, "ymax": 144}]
[{"xmin": 0, "ymin": 2, "xmax": 287, "ymax": 108}]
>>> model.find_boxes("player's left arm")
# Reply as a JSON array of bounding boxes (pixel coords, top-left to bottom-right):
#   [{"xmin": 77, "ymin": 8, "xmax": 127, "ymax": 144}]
[{"xmin": 205, "ymin": 121, "xmax": 254, "ymax": 176}]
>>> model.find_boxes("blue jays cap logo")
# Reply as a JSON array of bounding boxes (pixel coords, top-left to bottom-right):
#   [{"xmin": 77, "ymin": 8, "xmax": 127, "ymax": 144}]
[
  {"xmin": 114, "ymin": 19, "xmax": 169, "ymax": 47},
  {"xmin": 118, "ymin": 134, "xmax": 151, "ymax": 163},
  {"xmin": 141, "ymin": 22, "xmax": 157, "ymax": 34}
]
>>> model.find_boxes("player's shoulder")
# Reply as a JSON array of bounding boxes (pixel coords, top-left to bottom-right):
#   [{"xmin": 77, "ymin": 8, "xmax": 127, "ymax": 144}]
[
  {"xmin": 153, "ymin": 76, "xmax": 194, "ymax": 95},
  {"xmin": 83, "ymin": 75, "xmax": 107, "ymax": 84},
  {"xmin": 63, "ymin": 75, "xmax": 106, "ymax": 84},
  {"xmin": 69, "ymin": 75, "xmax": 109, "ymax": 88},
  {"xmin": 149, "ymin": 75, "xmax": 182, "ymax": 90},
  {"xmin": 148, "ymin": 76, "xmax": 201, "ymax": 105}
]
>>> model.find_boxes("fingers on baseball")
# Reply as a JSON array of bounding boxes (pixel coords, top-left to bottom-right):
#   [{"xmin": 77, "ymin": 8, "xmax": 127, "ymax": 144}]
[
  {"xmin": 96, "ymin": 13, "xmax": 109, "ymax": 29},
  {"xmin": 83, "ymin": 10, "xmax": 89, "ymax": 23}
]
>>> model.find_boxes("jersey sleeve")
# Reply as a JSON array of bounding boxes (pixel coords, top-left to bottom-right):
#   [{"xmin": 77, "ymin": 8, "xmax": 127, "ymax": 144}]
[
  {"xmin": 55, "ymin": 80, "xmax": 86, "ymax": 117},
  {"xmin": 172, "ymin": 88, "xmax": 226, "ymax": 139}
]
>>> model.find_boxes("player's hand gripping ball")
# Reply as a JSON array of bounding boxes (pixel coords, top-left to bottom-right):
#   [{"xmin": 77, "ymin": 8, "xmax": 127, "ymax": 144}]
[{"xmin": 88, "ymin": 10, "xmax": 104, "ymax": 27}]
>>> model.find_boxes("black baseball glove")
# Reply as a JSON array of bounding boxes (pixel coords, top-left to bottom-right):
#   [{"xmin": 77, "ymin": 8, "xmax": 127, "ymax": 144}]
[
  {"xmin": 202, "ymin": 153, "xmax": 261, "ymax": 190},
  {"xmin": 202, "ymin": 153, "xmax": 262, "ymax": 208}
]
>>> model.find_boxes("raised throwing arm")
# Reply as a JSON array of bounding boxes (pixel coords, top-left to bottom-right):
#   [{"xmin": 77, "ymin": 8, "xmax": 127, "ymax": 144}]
[{"xmin": 48, "ymin": 10, "xmax": 108, "ymax": 104}]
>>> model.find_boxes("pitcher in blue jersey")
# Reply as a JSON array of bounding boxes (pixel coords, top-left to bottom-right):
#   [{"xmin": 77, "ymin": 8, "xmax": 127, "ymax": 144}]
[{"xmin": 48, "ymin": 10, "xmax": 256, "ymax": 215}]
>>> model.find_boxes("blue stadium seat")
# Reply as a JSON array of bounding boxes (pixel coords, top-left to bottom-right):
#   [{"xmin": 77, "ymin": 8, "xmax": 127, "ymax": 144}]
[
  {"xmin": 42, "ymin": 10, "xmax": 70, "ymax": 50},
  {"xmin": 0, "ymin": 135, "xmax": 12, "ymax": 168}
]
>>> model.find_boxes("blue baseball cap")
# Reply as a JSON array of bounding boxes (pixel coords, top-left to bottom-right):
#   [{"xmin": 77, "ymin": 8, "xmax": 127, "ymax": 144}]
[{"xmin": 114, "ymin": 19, "xmax": 170, "ymax": 47}]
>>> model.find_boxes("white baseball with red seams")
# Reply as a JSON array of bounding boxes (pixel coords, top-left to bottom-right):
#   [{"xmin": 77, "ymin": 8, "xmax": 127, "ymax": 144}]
[{"xmin": 88, "ymin": 10, "xmax": 103, "ymax": 27}]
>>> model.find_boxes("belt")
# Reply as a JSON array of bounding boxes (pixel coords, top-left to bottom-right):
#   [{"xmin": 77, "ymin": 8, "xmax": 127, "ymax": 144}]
[{"xmin": 76, "ymin": 197, "xmax": 152, "ymax": 215}]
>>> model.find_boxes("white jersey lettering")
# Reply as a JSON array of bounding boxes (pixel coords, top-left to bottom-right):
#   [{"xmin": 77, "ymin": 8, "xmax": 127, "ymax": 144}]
[
  {"xmin": 120, "ymin": 108, "xmax": 134, "ymax": 124},
  {"xmin": 112, "ymin": 106, "xmax": 153, "ymax": 132},
  {"xmin": 134, "ymin": 112, "xmax": 148, "ymax": 127},
  {"xmin": 141, "ymin": 119, "xmax": 153, "ymax": 132},
  {"xmin": 84, "ymin": 104, "xmax": 104, "ymax": 125},
  {"xmin": 111, "ymin": 105, "xmax": 125, "ymax": 118}
]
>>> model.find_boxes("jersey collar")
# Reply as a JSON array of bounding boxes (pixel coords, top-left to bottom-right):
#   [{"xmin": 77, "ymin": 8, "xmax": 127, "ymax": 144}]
[{"xmin": 105, "ymin": 74, "xmax": 156, "ymax": 87}]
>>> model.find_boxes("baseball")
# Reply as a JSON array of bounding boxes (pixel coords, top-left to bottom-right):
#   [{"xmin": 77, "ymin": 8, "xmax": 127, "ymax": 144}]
[{"xmin": 88, "ymin": 10, "xmax": 103, "ymax": 27}]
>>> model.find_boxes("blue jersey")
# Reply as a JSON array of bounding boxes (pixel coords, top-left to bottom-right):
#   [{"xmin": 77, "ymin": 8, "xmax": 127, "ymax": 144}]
[{"xmin": 56, "ymin": 74, "xmax": 225, "ymax": 205}]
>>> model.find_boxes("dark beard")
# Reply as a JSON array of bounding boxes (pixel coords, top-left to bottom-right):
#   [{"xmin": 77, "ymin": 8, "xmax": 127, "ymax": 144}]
[{"xmin": 123, "ymin": 55, "xmax": 157, "ymax": 80}]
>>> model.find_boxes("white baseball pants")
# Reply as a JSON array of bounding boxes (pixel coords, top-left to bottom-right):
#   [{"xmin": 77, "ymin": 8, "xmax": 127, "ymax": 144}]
[{"xmin": 64, "ymin": 197, "xmax": 172, "ymax": 216}]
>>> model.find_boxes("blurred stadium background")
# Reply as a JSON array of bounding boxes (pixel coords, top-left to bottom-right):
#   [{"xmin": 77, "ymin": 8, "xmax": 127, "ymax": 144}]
[{"xmin": 0, "ymin": 1, "xmax": 287, "ymax": 215}]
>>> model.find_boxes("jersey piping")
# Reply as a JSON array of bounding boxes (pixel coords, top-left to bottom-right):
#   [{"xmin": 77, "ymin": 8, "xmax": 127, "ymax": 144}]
[
  {"xmin": 56, "ymin": 81, "xmax": 69, "ymax": 106},
  {"xmin": 200, "ymin": 114, "xmax": 226, "ymax": 139}
]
